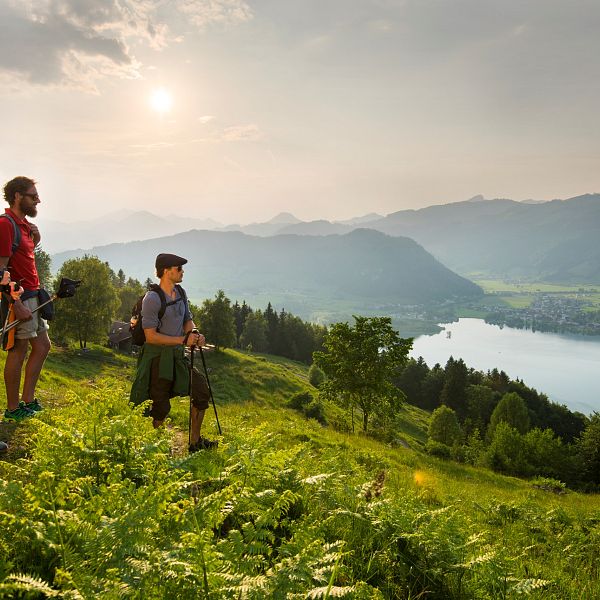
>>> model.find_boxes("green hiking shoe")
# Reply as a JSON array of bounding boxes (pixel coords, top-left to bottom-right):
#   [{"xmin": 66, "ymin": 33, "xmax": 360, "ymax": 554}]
[
  {"xmin": 22, "ymin": 399, "xmax": 43, "ymax": 413},
  {"xmin": 3, "ymin": 405, "xmax": 35, "ymax": 422}
]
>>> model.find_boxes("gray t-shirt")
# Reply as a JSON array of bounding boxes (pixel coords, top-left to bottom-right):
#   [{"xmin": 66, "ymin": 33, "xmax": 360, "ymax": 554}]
[{"xmin": 141, "ymin": 286, "xmax": 192, "ymax": 337}]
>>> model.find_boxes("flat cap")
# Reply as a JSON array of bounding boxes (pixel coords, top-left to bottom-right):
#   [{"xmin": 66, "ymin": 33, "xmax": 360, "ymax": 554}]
[{"xmin": 155, "ymin": 253, "xmax": 188, "ymax": 270}]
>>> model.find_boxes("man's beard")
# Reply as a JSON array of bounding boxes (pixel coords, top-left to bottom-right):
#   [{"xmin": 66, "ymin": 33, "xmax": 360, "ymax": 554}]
[{"xmin": 23, "ymin": 205, "xmax": 37, "ymax": 218}]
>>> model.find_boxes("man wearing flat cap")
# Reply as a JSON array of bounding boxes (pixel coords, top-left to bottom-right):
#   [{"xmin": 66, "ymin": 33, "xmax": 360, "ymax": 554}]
[{"xmin": 130, "ymin": 253, "xmax": 217, "ymax": 452}]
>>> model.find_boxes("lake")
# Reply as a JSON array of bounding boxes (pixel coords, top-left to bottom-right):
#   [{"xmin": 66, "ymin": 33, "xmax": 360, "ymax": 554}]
[{"xmin": 410, "ymin": 318, "xmax": 600, "ymax": 415}]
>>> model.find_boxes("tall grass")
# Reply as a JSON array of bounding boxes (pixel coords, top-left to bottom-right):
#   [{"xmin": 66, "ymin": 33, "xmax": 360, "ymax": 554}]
[{"xmin": 0, "ymin": 347, "xmax": 598, "ymax": 598}]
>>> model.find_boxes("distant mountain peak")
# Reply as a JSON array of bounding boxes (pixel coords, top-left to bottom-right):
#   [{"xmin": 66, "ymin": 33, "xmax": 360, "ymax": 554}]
[
  {"xmin": 336, "ymin": 212, "xmax": 384, "ymax": 225},
  {"xmin": 466, "ymin": 194, "xmax": 486, "ymax": 203},
  {"xmin": 267, "ymin": 212, "xmax": 302, "ymax": 225}
]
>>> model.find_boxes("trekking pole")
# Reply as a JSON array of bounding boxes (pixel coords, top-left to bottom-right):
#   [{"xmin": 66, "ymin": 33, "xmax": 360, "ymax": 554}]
[
  {"xmin": 0, "ymin": 295, "xmax": 13, "ymax": 345},
  {"xmin": 199, "ymin": 345, "xmax": 222, "ymax": 436},
  {"xmin": 0, "ymin": 281, "xmax": 21, "ymax": 342},
  {"xmin": 188, "ymin": 345, "xmax": 194, "ymax": 448},
  {"xmin": 3, "ymin": 278, "xmax": 82, "ymax": 333}
]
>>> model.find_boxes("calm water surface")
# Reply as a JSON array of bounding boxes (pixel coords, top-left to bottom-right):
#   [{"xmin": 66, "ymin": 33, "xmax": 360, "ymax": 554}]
[{"xmin": 410, "ymin": 318, "xmax": 600, "ymax": 415}]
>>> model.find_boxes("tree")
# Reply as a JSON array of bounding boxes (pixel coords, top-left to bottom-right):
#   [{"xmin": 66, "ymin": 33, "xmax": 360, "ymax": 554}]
[
  {"xmin": 395, "ymin": 356, "xmax": 429, "ymax": 407},
  {"xmin": 314, "ymin": 316, "xmax": 412, "ymax": 432},
  {"xmin": 114, "ymin": 268, "xmax": 126, "ymax": 288},
  {"xmin": 115, "ymin": 277, "xmax": 145, "ymax": 322},
  {"xmin": 264, "ymin": 302, "xmax": 279, "ymax": 354},
  {"xmin": 440, "ymin": 357, "xmax": 469, "ymax": 417},
  {"xmin": 464, "ymin": 384, "xmax": 497, "ymax": 434},
  {"xmin": 577, "ymin": 413, "xmax": 600, "ymax": 486},
  {"xmin": 240, "ymin": 310, "xmax": 268, "ymax": 352},
  {"xmin": 523, "ymin": 428, "xmax": 570, "ymax": 481},
  {"xmin": 51, "ymin": 255, "xmax": 119, "ymax": 349},
  {"xmin": 34, "ymin": 247, "xmax": 52, "ymax": 290},
  {"xmin": 428, "ymin": 405, "xmax": 462, "ymax": 446},
  {"xmin": 421, "ymin": 364, "xmax": 445, "ymax": 411},
  {"xmin": 483, "ymin": 422, "xmax": 530, "ymax": 475},
  {"xmin": 197, "ymin": 289, "xmax": 236, "ymax": 350},
  {"xmin": 233, "ymin": 300, "xmax": 252, "ymax": 347},
  {"xmin": 489, "ymin": 392, "xmax": 530, "ymax": 436}
]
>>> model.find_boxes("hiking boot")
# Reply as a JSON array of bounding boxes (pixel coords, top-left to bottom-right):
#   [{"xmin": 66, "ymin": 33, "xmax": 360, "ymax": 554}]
[
  {"xmin": 189, "ymin": 437, "xmax": 219, "ymax": 453},
  {"xmin": 22, "ymin": 399, "xmax": 43, "ymax": 413},
  {"xmin": 3, "ymin": 405, "xmax": 35, "ymax": 422},
  {"xmin": 0, "ymin": 441, "xmax": 8, "ymax": 453}
]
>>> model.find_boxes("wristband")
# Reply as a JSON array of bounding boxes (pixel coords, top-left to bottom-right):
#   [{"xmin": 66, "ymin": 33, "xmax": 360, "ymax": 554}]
[{"xmin": 183, "ymin": 331, "xmax": 191, "ymax": 345}]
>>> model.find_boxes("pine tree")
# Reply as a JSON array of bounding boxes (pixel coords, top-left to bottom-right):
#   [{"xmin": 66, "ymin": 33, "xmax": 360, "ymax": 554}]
[
  {"xmin": 265, "ymin": 302, "xmax": 279, "ymax": 354},
  {"xmin": 197, "ymin": 289, "xmax": 236, "ymax": 350},
  {"xmin": 240, "ymin": 310, "xmax": 268, "ymax": 352},
  {"xmin": 440, "ymin": 357, "xmax": 468, "ymax": 417}
]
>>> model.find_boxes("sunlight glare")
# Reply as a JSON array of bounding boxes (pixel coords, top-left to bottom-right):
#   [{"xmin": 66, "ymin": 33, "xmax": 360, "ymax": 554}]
[{"xmin": 150, "ymin": 88, "xmax": 173, "ymax": 114}]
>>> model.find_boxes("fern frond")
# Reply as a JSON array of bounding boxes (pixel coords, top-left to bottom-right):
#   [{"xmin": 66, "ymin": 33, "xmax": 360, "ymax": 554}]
[
  {"xmin": 510, "ymin": 577, "xmax": 552, "ymax": 594},
  {"xmin": 302, "ymin": 473, "xmax": 336, "ymax": 485},
  {"xmin": 0, "ymin": 573, "xmax": 59, "ymax": 596},
  {"xmin": 307, "ymin": 585, "xmax": 356, "ymax": 598}
]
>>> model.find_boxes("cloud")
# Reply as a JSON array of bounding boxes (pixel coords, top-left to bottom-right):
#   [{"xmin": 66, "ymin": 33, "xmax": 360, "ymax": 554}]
[
  {"xmin": 178, "ymin": 0, "xmax": 253, "ymax": 28},
  {"xmin": 0, "ymin": 0, "xmax": 252, "ymax": 91},
  {"xmin": 221, "ymin": 124, "xmax": 264, "ymax": 142},
  {"xmin": 198, "ymin": 115, "xmax": 216, "ymax": 123}
]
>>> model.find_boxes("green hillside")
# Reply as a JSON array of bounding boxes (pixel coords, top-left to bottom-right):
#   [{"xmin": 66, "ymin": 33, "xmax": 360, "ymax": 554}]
[{"xmin": 1, "ymin": 348, "xmax": 599, "ymax": 598}]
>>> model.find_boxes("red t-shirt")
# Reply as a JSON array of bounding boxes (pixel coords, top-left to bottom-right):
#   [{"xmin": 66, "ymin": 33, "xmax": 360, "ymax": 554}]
[{"xmin": 0, "ymin": 208, "xmax": 40, "ymax": 291}]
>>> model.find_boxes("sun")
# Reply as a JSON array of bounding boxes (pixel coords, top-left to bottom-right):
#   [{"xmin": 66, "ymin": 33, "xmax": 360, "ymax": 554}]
[{"xmin": 149, "ymin": 88, "xmax": 173, "ymax": 114}]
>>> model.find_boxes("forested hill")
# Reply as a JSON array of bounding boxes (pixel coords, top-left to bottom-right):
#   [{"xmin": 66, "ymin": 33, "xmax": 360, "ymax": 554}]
[
  {"xmin": 52, "ymin": 228, "xmax": 482, "ymax": 309},
  {"xmin": 369, "ymin": 194, "xmax": 600, "ymax": 281}
]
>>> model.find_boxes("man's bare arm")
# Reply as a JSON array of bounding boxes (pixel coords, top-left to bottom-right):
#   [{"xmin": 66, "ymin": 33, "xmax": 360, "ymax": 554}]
[{"xmin": 144, "ymin": 327, "xmax": 204, "ymax": 347}]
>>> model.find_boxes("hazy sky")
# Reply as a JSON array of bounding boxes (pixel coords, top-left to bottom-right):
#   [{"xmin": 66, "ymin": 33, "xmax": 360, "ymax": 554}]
[{"xmin": 1, "ymin": 0, "xmax": 599, "ymax": 224}]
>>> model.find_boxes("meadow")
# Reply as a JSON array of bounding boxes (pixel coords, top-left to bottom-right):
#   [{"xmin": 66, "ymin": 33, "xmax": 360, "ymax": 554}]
[
  {"xmin": 0, "ymin": 346, "xmax": 599, "ymax": 598},
  {"xmin": 471, "ymin": 279, "xmax": 600, "ymax": 310}
]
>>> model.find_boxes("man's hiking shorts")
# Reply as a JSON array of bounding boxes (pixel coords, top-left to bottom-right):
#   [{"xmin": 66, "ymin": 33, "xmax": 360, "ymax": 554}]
[{"xmin": 148, "ymin": 356, "xmax": 210, "ymax": 421}]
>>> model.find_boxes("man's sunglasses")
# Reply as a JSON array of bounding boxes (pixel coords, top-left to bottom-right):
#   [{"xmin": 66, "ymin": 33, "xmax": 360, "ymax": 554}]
[
  {"xmin": 170, "ymin": 265, "xmax": 183, "ymax": 272},
  {"xmin": 21, "ymin": 192, "xmax": 40, "ymax": 200}
]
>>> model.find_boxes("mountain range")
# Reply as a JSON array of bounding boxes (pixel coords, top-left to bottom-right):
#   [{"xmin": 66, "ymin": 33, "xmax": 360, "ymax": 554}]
[
  {"xmin": 37, "ymin": 211, "xmax": 222, "ymax": 254},
  {"xmin": 43, "ymin": 193, "xmax": 600, "ymax": 283},
  {"xmin": 52, "ymin": 229, "xmax": 482, "ymax": 317},
  {"xmin": 369, "ymin": 194, "xmax": 600, "ymax": 282}
]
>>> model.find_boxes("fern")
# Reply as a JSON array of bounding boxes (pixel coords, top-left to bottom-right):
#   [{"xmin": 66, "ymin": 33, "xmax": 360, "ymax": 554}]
[{"xmin": 0, "ymin": 573, "xmax": 60, "ymax": 597}]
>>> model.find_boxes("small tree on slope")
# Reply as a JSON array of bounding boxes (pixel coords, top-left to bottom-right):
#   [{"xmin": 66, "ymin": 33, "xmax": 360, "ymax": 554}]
[{"xmin": 314, "ymin": 316, "xmax": 412, "ymax": 432}]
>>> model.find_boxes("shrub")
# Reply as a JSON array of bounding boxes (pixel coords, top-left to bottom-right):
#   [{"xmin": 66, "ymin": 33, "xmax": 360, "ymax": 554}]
[
  {"xmin": 308, "ymin": 364, "xmax": 326, "ymax": 388},
  {"xmin": 305, "ymin": 400, "xmax": 327, "ymax": 425},
  {"xmin": 531, "ymin": 477, "xmax": 567, "ymax": 494},
  {"xmin": 425, "ymin": 440, "xmax": 452, "ymax": 459},
  {"xmin": 288, "ymin": 391, "xmax": 313, "ymax": 411}
]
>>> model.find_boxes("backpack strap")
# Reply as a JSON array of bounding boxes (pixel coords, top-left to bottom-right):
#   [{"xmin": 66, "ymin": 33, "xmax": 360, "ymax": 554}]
[
  {"xmin": 0, "ymin": 214, "xmax": 22, "ymax": 256},
  {"xmin": 174, "ymin": 284, "xmax": 188, "ymax": 311},
  {"xmin": 148, "ymin": 284, "xmax": 187, "ymax": 332},
  {"xmin": 148, "ymin": 284, "xmax": 168, "ymax": 331}
]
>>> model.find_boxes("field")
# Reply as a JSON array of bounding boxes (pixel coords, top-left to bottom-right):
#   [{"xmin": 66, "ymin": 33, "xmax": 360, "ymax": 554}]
[
  {"xmin": 466, "ymin": 278, "xmax": 600, "ymax": 310},
  {"xmin": 1, "ymin": 346, "xmax": 599, "ymax": 598}
]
